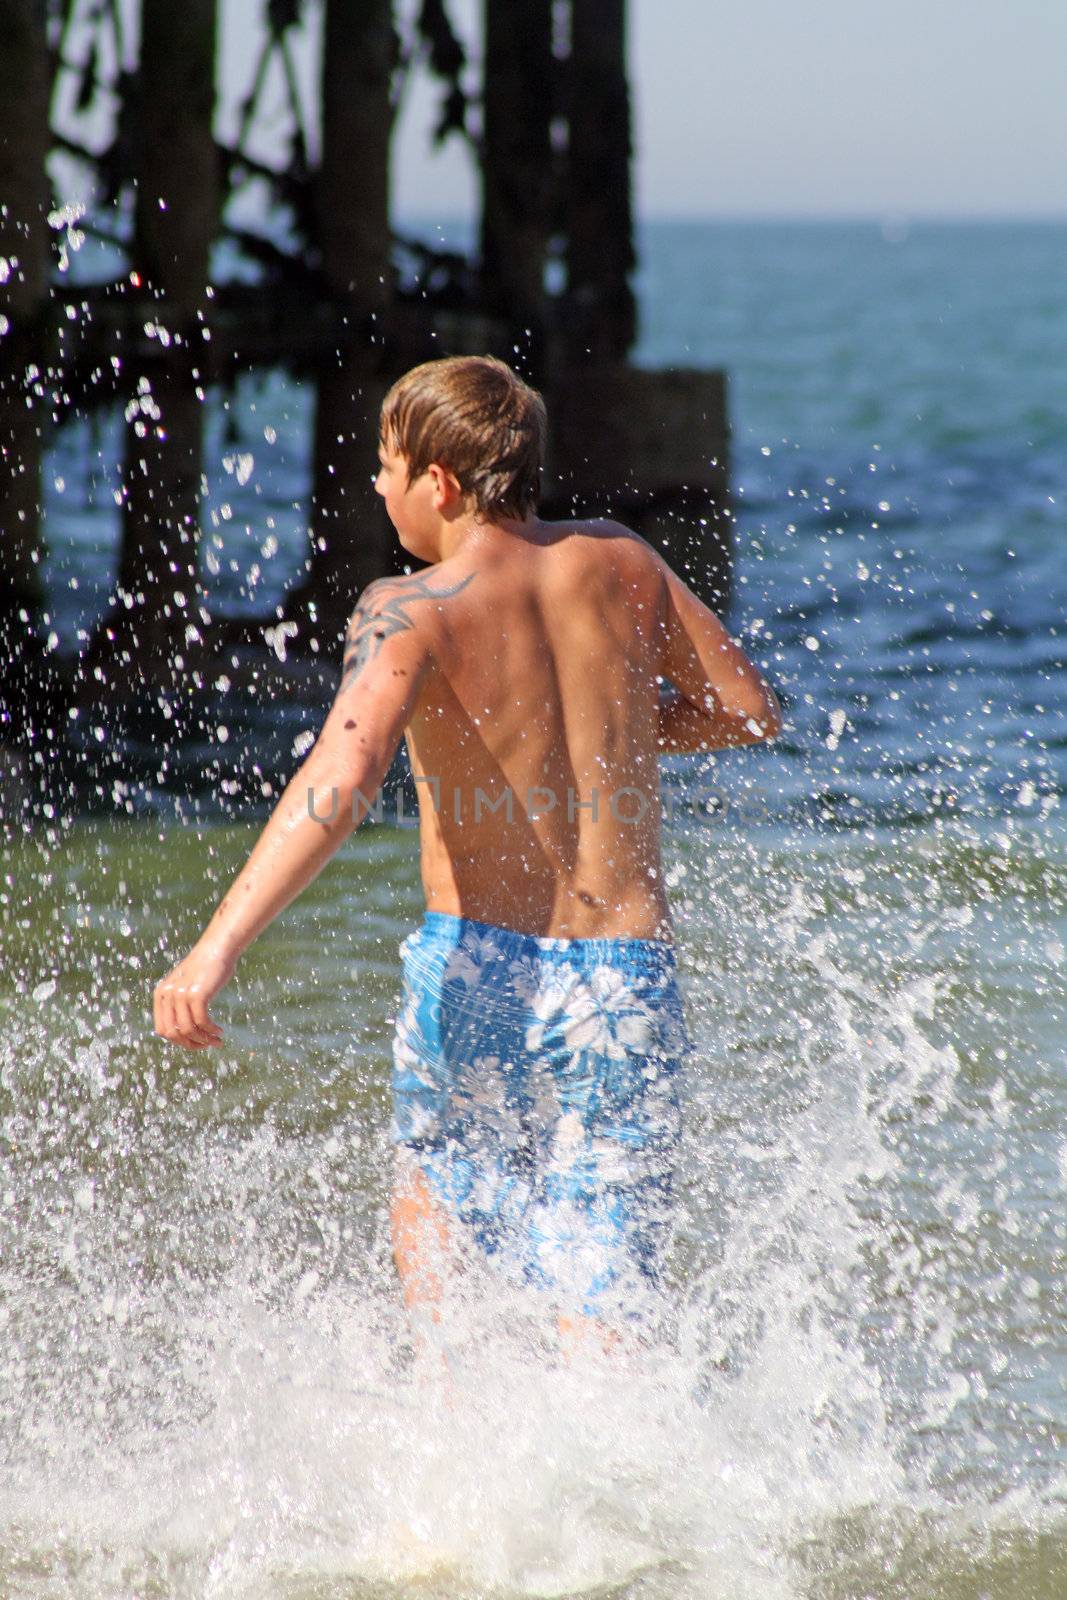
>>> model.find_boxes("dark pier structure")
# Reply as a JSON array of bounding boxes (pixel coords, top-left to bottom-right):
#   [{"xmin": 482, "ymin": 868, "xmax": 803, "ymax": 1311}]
[{"xmin": 0, "ymin": 0, "xmax": 730, "ymax": 815}]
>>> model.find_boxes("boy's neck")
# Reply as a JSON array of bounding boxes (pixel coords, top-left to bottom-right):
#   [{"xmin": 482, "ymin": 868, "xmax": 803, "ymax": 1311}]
[{"xmin": 434, "ymin": 511, "xmax": 541, "ymax": 564}]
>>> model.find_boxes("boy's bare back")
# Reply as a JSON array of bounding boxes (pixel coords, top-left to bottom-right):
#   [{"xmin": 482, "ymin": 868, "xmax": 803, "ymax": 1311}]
[{"xmin": 354, "ymin": 516, "xmax": 776, "ymax": 942}]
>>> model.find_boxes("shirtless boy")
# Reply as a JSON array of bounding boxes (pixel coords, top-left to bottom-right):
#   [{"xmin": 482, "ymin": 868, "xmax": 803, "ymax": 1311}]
[{"xmin": 153, "ymin": 355, "xmax": 783, "ymax": 1351}]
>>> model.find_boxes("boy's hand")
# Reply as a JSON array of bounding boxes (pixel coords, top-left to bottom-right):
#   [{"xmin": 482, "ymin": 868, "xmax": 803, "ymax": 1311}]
[{"xmin": 153, "ymin": 943, "xmax": 235, "ymax": 1049}]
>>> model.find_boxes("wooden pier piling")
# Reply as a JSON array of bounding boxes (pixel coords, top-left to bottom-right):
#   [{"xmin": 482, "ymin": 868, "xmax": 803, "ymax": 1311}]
[
  {"xmin": 480, "ymin": 0, "xmax": 554, "ymax": 345},
  {"xmin": 114, "ymin": 0, "xmax": 220, "ymax": 665},
  {"xmin": 292, "ymin": 0, "xmax": 397, "ymax": 645},
  {"xmin": 563, "ymin": 0, "xmax": 636, "ymax": 363},
  {"xmin": 0, "ymin": 0, "xmax": 52, "ymax": 628}
]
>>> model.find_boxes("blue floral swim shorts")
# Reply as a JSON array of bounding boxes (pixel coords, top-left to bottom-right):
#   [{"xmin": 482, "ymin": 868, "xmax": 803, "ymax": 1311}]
[{"xmin": 390, "ymin": 911, "xmax": 693, "ymax": 1316}]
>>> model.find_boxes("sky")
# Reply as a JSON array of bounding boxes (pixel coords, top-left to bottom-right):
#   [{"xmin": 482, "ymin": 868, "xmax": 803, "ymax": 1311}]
[
  {"xmin": 387, "ymin": 0, "xmax": 1067, "ymax": 221},
  {"xmin": 61, "ymin": 0, "xmax": 1067, "ymax": 223}
]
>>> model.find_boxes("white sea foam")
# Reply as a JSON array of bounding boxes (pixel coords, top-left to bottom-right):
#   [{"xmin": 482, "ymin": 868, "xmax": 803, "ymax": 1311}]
[{"xmin": 0, "ymin": 820, "xmax": 1063, "ymax": 1596}]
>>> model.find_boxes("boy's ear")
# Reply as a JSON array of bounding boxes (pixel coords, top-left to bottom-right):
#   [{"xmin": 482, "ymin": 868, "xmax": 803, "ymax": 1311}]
[{"xmin": 427, "ymin": 461, "xmax": 464, "ymax": 508}]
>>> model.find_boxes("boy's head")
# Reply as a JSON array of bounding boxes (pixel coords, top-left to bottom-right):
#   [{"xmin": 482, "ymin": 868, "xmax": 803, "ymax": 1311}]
[{"xmin": 378, "ymin": 355, "xmax": 546, "ymax": 524}]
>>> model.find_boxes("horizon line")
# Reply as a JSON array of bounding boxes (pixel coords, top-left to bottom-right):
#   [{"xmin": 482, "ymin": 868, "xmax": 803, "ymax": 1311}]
[
  {"xmin": 396, "ymin": 210, "xmax": 1067, "ymax": 229},
  {"xmin": 396, "ymin": 209, "xmax": 1067, "ymax": 228}
]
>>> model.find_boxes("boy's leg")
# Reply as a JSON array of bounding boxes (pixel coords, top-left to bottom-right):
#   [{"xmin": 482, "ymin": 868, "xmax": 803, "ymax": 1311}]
[
  {"xmin": 539, "ymin": 948, "xmax": 688, "ymax": 1364},
  {"xmin": 556, "ymin": 1310, "xmax": 622, "ymax": 1359},
  {"xmin": 390, "ymin": 1159, "xmax": 463, "ymax": 1407},
  {"xmin": 390, "ymin": 1157, "xmax": 454, "ymax": 1320}
]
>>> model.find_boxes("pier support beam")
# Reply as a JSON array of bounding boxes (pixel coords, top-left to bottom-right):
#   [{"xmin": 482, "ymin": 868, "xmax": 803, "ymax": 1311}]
[
  {"xmin": 317, "ymin": 0, "xmax": 394, "ymax": 312},
  {"xmin": 288, "ymin": 0, "xmax": 397, "ymax": 646},
  {"xmin": 563, "ymin": 0, "xmax": 635, "ymax": 362},
  {"xmin": 0, "ymin": 0, "xmax": 57, "ymax": 784},
  {"xmin": 0, "ymin": 0, "xmax": 52, "ymax": 628},
  {"xmin": 113, "ymin": 0, "xmax": 220, "ymax": 668},
  {"xmin": 480, "ymin": 0, "xmax": 554, "ymax": 346}
]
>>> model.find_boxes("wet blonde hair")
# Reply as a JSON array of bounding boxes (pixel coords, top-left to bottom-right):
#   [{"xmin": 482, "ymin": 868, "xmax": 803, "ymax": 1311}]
[{"xmin": 380, "ymin": 355, "xmax": 546, "ymax": 519}]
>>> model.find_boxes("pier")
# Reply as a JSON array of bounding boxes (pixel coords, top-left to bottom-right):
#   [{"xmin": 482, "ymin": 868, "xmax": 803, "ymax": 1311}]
[{"xmin": 0, "ymin": 0, "xmax": 731, "ymax": 812}]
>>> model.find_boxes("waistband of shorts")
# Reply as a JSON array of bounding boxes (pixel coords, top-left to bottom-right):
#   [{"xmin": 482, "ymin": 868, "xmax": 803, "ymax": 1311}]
[{"xmin": 411, "ymin": 910, "xmax": 678, "ymax": 968}]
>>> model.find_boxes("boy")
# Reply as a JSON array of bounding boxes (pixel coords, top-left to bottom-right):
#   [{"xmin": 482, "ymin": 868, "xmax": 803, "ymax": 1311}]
[{"xmin": 154, "ymin": 355, "xmax": 782, "ymax": 1352}]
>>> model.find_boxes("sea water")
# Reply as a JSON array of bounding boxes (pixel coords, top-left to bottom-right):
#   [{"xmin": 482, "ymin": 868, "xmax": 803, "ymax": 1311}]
[{"xmin": 1, "ymin": 221, "xmax": 1064, "ymax": 1596}]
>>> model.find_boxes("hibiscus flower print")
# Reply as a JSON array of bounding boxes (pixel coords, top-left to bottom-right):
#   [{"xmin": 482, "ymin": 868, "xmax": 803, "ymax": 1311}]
[
  {"xmin": 503, "ymin": 952, "xmax": 542, "ymax": 1007},
  {"xmin": 522, "ymin": 965, "xmax": 583, "ymax": 1054},
  {"xmin": 525, "ymin": 963, "xmax": 663, "ymax": 1065},
  {"xmin": 440, "ymin": 928, "xmax": 504, "ymax": 989}
]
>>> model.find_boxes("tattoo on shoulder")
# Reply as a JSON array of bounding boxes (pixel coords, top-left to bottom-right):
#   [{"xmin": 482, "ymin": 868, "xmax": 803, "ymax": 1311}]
[{"xmin": 340, "ymin": 571, "xmax": 475, "ymax": 692}]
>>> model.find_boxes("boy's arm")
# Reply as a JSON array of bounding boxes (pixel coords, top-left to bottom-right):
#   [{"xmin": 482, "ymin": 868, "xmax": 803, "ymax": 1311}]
[
  {"xmin": 153, "ymin": 580, "xmax": 433, "ymax": 1050},
  {"xmin": 654, "ymin": 556, "xmax": 783, "ymax": 754}
]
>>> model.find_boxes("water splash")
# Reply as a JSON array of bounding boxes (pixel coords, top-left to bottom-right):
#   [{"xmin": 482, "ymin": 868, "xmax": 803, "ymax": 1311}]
[{"xmin": 1, "ymin": 814, "xmax": 1064, "ymax": 1597}]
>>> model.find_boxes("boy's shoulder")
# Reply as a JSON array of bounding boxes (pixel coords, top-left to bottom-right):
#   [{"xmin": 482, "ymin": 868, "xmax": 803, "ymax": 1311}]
[
  {"xmin": 351, "ymin": 566, "xmax": 474, "ymax": 622},
  {"xmin": 340, "ymin": 571, "xmax": 452, "ymax": 693},
  {"xmin": 344, "ymin": 567, "xmax": 477, "ymax": 677},
  {"xmin": 547, "ymin": 512, "xmax": 643, "ymax": 540},
  {"xmin": 565, "ymin": 517, "xmax": 672, "ymax": 588},
  {"xmin": 541, "ymin": 514, "xmax": 666, "ymax": 564}
]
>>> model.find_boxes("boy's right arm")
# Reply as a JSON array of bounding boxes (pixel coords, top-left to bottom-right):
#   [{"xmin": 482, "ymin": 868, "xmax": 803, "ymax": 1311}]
[
  {"xmin": 654, "ymin": 555, "xmax": 783, "ymax": 753},
  {"xmin": 152, "ymin": 579, "xmax": 433, "ymax": 1049}
]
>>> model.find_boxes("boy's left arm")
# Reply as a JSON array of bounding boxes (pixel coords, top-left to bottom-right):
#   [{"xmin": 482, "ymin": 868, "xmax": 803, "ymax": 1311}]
[{"xmin": 153, "ymin": 584, "xmax": 432, "ymax": 1050}]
